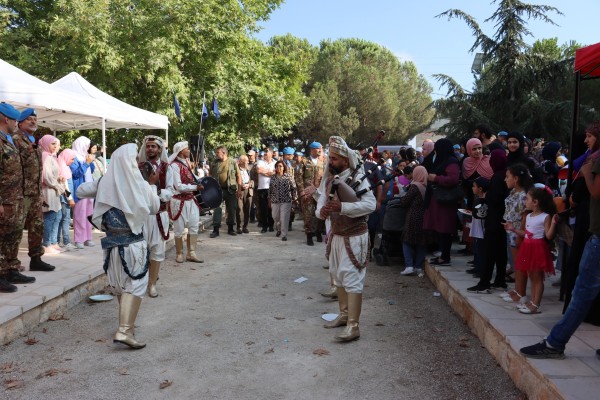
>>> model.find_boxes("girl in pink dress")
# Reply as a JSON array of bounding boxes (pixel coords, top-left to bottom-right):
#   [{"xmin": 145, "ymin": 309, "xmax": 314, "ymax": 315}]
[{"xmin": 505, "ymin": 185, "xmax": 558, "ymax": 314}]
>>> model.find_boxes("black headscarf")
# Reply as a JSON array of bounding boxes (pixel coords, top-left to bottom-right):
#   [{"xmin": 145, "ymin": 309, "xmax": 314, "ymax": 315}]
[
  {"xmin": 431, "ymin": 138, "xmax": 458, "ymax": 175},
  {"xmin": 506, "ymin": 131, "xmax": 525, "ymax": 166}
]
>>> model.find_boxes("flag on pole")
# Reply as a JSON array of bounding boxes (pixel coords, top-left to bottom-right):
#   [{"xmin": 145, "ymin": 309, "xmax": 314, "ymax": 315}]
[
  {"xmin": 173, "ymin": 93, "xmax": 181, "ymax": 120},
  {"xmin": 201, "ymin": 102, "xmax": 209, "ymax": 122},
  {"xmin": 211, "ymin": 97, "xmax": 220, "ymax": 119}
]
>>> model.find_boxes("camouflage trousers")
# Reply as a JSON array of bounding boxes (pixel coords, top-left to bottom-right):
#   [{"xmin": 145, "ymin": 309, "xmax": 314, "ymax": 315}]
[
  {"xmin": 0, "ymin": 201, "xmax": 24, "ymax": 274},
  {"xmin": 19, "ymin": 195, "xmax": 45, "ymax": 258},
  {"xmin": 301, "ymin": 198, "xmax": 323, "ymax": 234}
]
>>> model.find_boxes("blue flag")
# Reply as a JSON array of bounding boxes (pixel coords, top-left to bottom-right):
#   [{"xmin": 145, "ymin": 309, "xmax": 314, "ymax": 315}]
[
  {"xmin": 201, "ymin": 102, "xmax": 208, "ymax": 122},
  {"xmin": 173, "ymin": 93, "xmax": 181, "ymax": 120},
  {"xmin": 211, "ymin": 97, "xmax": 220, "ymax": 119}
]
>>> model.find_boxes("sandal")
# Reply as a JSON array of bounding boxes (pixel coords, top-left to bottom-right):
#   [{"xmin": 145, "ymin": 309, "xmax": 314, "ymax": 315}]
[
  {"xmin": 518, "ymin": 301, "xmax": 541, "ymax": 314},
  {"xmin": 500, "ymin": 290, "xmax": 523, "ymax": 303}
]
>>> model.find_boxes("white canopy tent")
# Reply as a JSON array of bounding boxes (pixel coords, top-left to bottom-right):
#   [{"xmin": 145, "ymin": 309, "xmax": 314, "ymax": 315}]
[{"xmin": 0, "ymin": 59, "xmax": 170, "ymax": 168}]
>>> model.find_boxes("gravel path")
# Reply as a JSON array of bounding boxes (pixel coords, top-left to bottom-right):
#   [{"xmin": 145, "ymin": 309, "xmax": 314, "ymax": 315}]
[{"xmin": 0, "ymin": 226, "xmax": 524, "ymax": 400}]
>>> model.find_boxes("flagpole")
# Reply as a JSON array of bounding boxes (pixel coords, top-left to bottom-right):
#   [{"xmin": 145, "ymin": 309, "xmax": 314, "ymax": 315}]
[{"xmin": 195, "ymin": 91, "xmax": 206, "ymax": 173}]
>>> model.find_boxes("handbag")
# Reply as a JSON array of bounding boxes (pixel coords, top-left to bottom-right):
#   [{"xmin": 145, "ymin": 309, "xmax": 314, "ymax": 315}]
[{"xmin": 431, "ymin": 184, "xmax": 463, "ymax": 205}]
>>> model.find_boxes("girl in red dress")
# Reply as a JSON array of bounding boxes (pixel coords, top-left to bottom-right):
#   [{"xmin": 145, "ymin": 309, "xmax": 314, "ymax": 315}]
[{"xmin": 505, "ymin": 185, "xmax": 558, "ymax": 314}]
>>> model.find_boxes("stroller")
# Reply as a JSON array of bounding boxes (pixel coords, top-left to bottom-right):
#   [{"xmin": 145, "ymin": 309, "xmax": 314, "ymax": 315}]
[{"xmin": 373, "ymin": 198, "xmax": 406, "ymax": 266}]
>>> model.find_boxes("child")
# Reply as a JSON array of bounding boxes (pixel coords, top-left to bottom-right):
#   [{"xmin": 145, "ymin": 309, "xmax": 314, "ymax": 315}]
[
  {"xmin": 466, "ymin": 177, "xmax": 489, "ymax": 278},
  {"xmin": 56, "ymin": 148, "xmax": 77, "ymax": 250},
  {"xmin": 504, "ymin": 184, "xmax": 558, "ymax": 314},
  {"xmin": 500, "ymin": 164, "xmax": 532, "ymax": 302}
]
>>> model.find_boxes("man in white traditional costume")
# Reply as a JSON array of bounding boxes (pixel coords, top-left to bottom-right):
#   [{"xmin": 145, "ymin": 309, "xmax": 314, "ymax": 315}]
[
  {"xmin": 168, "ymin": 141, "xmax": 204, "ymax": 263},
  {"xmin": 316, "ymin": 136, "xmax": 376, "ymax": 341},
  {"xmin": 76, "ymin": 144, "xmax": 160, "ymax": 349},
  {"xmin": 138, "ymin": 136, "xmax": 174, "ymax": 297}
]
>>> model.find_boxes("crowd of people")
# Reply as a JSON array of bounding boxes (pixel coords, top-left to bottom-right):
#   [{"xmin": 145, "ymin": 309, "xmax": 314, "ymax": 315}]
[{"xmin": 2, "ymin": 101, "xmax": 600, "ymax": 356}]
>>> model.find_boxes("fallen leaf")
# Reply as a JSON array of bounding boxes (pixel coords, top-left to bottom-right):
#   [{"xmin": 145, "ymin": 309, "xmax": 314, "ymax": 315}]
[
  {"xmin": 264, "ymin": 348, "xmax": 274, "ymax": 354},
  {"xmin": 280, "ymin": 293, "xmax": 286, "ymax": 296},
  {"xmin": 459, "ymin": 335, "xmax": 469, "ymax": 341},
  {"xmin": 459, "ymin": 342, "xmax": 470, "ymax": 348},
  {"xmin": 4, "ymin": 379, "xmax": 24, "ymax": 390},
  {"xmin": 42, "ymin": 328, "xmax": 48, "ymax": 334},
  {"xmin": 245, "ymin": 341, "xmax": 255, "ymax": 346},
  {"xmin": 375, "ymin": 322, "xmax": 385, "ymax": 326},
  {"xmin": 433, "ymin": 327, "xmax": 444, "ymax": 333},
  {"xmin": 313, "ymin": 348, "xmax": 330, "ymax": 356},
  {"xmin": 64, "ymin": 358, "xmax": 72, "ymax": 361},
  {"xmin": 262, "ymin": 284, "xmax": 268, "ymax": 288},
  {"xmin": 203, "ymin": 332, "xmax": 212, "ymax": 337},
  {"xmin": 159, "ymin": 379, "xmax": 173, "ymax": 389},
  {"xmin": 306, "ymin": 296, "xmax": 313, "ymax": 300},
  {"xmin": 48, "ymin": 314, "xmax": 69, "ymax": 321},
  {"xmin": 454, "ymin": 371, "xmax": 464, "ymax": 376},
  {"xmin": 413, "ymin": 315, "xmax": 424, "ymax": 319},
  {"xmin": 95, "ymin": 338, "xmax": 107, "ymax": 343},
  {"xmin": 1, "ymin": 362, "xmax": 14, "ymax": 373},
  {"xmin": 118, "ymin": 368, "xmax": 129, "ymax": 375},
  {"xmin": 313, "ymin": 373, "xmax": 318, "ymax": 377},
  {"xmin": 274, "ymin": 316, "xmax": 285, "ymax": 320},
  {"xmin": 190, "ymin": 268, "xmax": 196, "ymax": 271},
  {"xmin": 24, "ymin": 337, "xmax": 38, "ymax": 345},
  {"xmin": 37, "ymin": 368, "xmax": 61, "ymax": 379}
]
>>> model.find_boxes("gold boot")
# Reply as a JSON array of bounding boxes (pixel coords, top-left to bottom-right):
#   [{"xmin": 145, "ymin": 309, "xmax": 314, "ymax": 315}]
[
  {"xmin": 113, "ymin": 293, "xmax": 146, "ymax": 349},
  {"xmin": 175, "ymin": 237, "xmax": 184, "ymax": 263},
  {"xmin": 335, "ymin": 292, "xmax": 361, "ymax": 341},
  {"xmin": 324, "ymin": 287, "xmax": 348, "ymax": 328},
  {"xmin": 147, "ymin": 260, "xmax": 160, "ymax": 298},
  {"xmin": 186, "ymin": 234, "xmax": 204, "ymax": 263},
  {"xmin": 320, "ymin": 285, "xmax": 338, "ymax": 298}
]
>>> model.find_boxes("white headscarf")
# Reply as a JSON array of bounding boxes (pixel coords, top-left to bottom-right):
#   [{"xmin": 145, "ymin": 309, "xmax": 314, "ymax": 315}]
[
  {"xmin": 138, "ymin": 135, "xmax": 169, "ymax": 163},
  {"xmin": 169, "ymin": 141, "xmax": 189, "ymax": 163},
  {"xmin": 72, "ymin": 136, "xmax": 91, "ymax": 161},
  {"xmin": 317, "ymin": 136, "xmax": 363, "ymax": 199},
  {"xmin": 92, "ymin": 143, "xmax": 153, "ymax": 235}
]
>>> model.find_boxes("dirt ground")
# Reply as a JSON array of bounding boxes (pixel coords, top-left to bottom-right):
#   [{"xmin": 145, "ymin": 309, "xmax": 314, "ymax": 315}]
[{"xmin": 0, "ymin": 223, "xmax": 524, "ymax": 400}]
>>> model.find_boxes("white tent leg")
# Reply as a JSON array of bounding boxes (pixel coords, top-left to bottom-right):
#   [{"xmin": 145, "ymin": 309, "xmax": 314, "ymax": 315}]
[{"xmin": 102, "ymin": 117, "xmax": 107, "ymax": 172}]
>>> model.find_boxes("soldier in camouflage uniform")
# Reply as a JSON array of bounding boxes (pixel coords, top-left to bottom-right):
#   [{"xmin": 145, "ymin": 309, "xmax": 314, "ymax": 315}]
[
  {"xmin": 13, "ymin": 108, "xmax": 55, "ymax": 272},
  {"xmin": 0, "ymin": 103, "xmax": 36, "ymax": 293},
  {"xmin": 295, "ymin": 142, "xmax": 326, "ymax": 246}
]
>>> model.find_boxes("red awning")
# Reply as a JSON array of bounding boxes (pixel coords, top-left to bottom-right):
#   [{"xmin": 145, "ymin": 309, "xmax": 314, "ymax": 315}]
[{"xmin": 574, "ymin": 41, "xmax": 600, "ymax": 78}]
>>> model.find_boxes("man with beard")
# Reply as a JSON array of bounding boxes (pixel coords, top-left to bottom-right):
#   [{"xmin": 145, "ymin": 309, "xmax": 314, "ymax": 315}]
[
  {"xmin": 316, "ymin": 136, "xmax": 376, "ymax": 342},
  {"xmin": 169, "ymin": 141, "xmax": 204, "ymax": 263},
  {"xmin": 296, "ymin": 142, "xmax": 326, "ymax": 245},
  {"xmin": 0, "ymin": 103, "xmax": 36, "ymax": 292},
  {"xmin": 138, "ymin": 136, "xmax": 174, "ymax": 297},
  {"xmin": 13, "ymin": 108, "xmax": 55, "ymax": 272}
]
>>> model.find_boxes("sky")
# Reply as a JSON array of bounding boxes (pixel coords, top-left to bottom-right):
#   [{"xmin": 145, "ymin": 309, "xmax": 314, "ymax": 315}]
[{"xmin": 254, "ymin": 1, "xmax": 600, "ymax": 99}]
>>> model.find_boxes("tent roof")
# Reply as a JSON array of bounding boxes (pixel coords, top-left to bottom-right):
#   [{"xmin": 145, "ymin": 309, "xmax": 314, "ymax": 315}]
[
  {"xmin": 574, "ymin": 41, "xmax": 600, "ymax": 79},
  {"xmin": 52, "ymin": 72, "xmax": 169, "ymax": 130}
]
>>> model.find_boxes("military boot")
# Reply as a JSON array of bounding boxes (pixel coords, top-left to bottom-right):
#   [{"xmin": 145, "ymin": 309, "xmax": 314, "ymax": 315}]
[
  {"xmin": 306, "ymin": 233, "xmax": 314, "ymax": 246},
  {"xmin": 30, "ymin": 255, "xmax": 55, "ymax": 271}
]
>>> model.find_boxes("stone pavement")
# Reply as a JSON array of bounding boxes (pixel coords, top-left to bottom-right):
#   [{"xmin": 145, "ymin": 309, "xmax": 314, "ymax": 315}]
[{"xmin": 1, "ymin": 220, "xmax": 599, "ymax": 399}]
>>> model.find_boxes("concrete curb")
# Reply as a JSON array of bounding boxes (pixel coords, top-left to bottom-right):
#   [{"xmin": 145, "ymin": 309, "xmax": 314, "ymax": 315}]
[{"xmin": 424, "ymin": 262, "xmax": 564, "ymax": 400}]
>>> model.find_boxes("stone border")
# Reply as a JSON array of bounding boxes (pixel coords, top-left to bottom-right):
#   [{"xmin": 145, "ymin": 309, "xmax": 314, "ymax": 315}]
[{"xmin": 424, "ymin": 262, "xmax": 564, "ymax": 399}]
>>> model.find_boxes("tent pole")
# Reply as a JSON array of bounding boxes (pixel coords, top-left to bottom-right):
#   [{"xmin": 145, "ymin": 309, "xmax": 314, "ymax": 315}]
[
  {"xmin": 102, "ymin": 118, "xmax": 107, "ymax": 172},
  {"xmin": 165, "ymin": 127, "xmax": 169, "ymax": 150},
  {"xmin": 567, "ymin": 71, "xmax": 581, "ymax": 188}
]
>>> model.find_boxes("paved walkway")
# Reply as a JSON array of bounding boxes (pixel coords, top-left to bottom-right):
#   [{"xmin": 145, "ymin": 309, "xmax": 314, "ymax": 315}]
[{"xmin": 1, "ymin": 223, "xmax": 599, "ymax": 399}]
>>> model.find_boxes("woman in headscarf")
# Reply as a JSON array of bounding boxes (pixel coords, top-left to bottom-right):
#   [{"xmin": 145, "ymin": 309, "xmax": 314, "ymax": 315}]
[
  {"xmin": 70, "ymin": 136, "xmax": 96, "ymax": 249},
  {"xmin": 76, "ymin": 143, "xmax": 160, "ymax": 349},
  {"xmin": 56, "ymin": 148, "xmax": 77, "ymax": 251},
  {"xmin": 39, "ymin": 135, "xmax": 65, "ymax": 256},
  {"xmin": 423, "ymin": 138, "xmax": 461, "ymax": 265},
  {"xmin": 468, "ymin": 149, "xmax": 509, "ymax": 293},
  {"xmin": 541, "ymin": 141, "xmax": 562, "ymax": 195},
  {"xmin": 420, "ymin": 141, "xmax": 435, "ymax": 172},
  {"xmin": 395, "ymin": 166, "xmax": 428, "ymax": 276},
  {"xmin": 461, "ymin": 138, "xmax": 493, "ymax": 209}
]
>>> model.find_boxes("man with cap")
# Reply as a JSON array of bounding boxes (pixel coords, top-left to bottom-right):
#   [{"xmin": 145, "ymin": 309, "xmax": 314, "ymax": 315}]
[
  {"xmin": 316, "ymin": 136, "xmax": 376, "ymax": 341},
  {"xmin": 272, "ymin": 148, "xmax": 279, "ymax": 161},
  {"xmin": 12, "ymin": 107, "xmax": 55, "ymax": 273},
  {"xmin": 497, "ymin": 131, "xmax": 508, "ymax": 148},
  {"xmin": 209, "ymin": 145, "xmax": 242, "ymax": 237},
  {"xmin": 168, "ymin": 141, "xmax": 204, "ymax": 263},
  {"xmin": 296, "ymin": 141, "xmax": 326, "ymax": 245},
  {"xmin": 138, "ymin": 135, "xmax": 174, "ymax": 297},
  {"xmin": 0, "ymin": 103, "xmax": 37, "ymax": 292}
]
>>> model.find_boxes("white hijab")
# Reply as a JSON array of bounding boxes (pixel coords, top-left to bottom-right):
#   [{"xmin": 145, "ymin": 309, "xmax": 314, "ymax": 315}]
[
  {"xmin": 92, "ymin": 143, "xmax": 153, "ymax": 235},
  {"xmin": 72, "ymin": 136, "xmax": 91, "ymax": 161}
]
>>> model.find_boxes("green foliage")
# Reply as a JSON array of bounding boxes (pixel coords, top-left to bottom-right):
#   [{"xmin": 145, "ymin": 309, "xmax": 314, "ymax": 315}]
[{"xmin": 433, "ymin": 0, "xmax": 600, "ymax": 145}]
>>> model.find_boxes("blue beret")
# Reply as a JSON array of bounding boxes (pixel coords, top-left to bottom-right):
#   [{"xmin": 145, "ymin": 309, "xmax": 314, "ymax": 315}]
[
  {"xmin": 259, "ymin": 151, "xmax": 265, "ymax": 156},
  {"xmin": 0, "ymin": 103, "xmax": 21, "ymax": 120},
  {"xmin": 453, "ymin": 144, "xmax": 460, "ymax": 149},
  {"xmin": 309, "ymin": 142, "xmax": 321, "ymax": 149},
  {"xmin": 498, "ymin": 131, "xmax": 508, "ymax": 137},
  {"xmin": 18, "ymin": 107, "xmax": 36, "ymax": 122},
  {"xmin": 282, "ymin": 147, "xmax": 294, "ymax": 155},
  {"xmin": 295, "ymin": 151, "xmax": 303, "ymax": 157}
]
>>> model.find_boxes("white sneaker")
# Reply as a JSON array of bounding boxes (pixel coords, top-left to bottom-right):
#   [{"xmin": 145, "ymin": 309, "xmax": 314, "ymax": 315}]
[
  {"xmin": 44, "ymin": 245, "xmax": 61, "ymax": 255},
  {"xmin": 64, "ymin": 243, "xmax": 78, "ymax": 251},
  {"xmin": 75, "ymin": 242, "xmax": 85, "ymax": 249},
  {"xmin": 52, "ymin": 244, "xmax": 65, "ymax": 253},
  {"xmin": 84, "ymin": 240, "xmax": 95, "ymax": 247},
  {"xmin": 400, "ymin": 267, "xmax": 416, "ymax": 276},
  {"xmin": 432, "ymin": 251, "xmax": 442, "ymax": 257}
]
